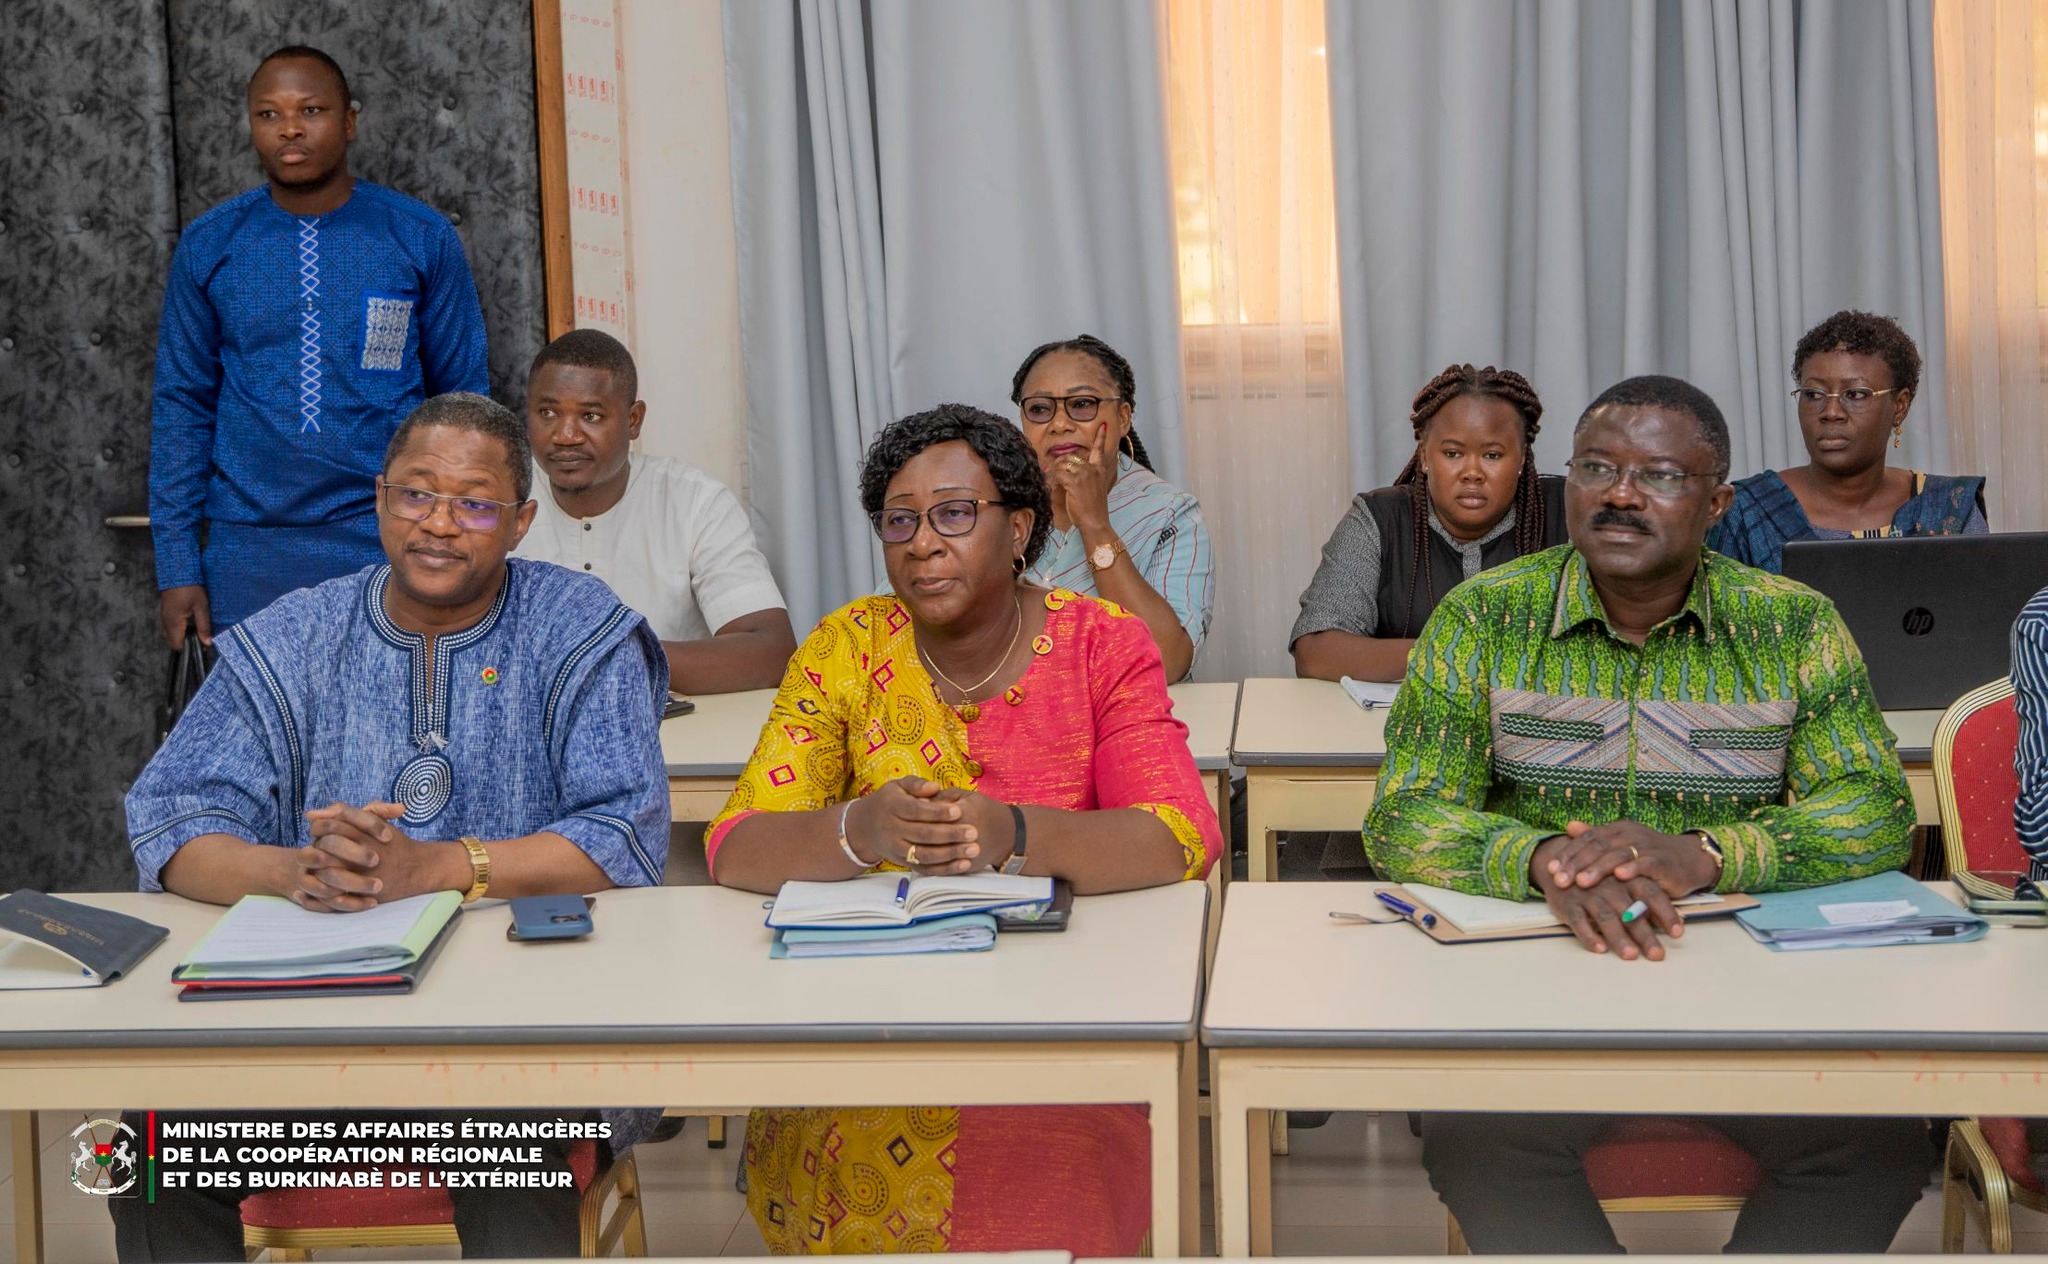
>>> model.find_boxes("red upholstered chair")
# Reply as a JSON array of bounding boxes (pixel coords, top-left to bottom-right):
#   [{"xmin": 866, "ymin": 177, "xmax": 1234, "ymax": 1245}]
[
  {"xmin": 238, "ymin": 1140, "xmax": 646, "ymax": 1260},
  {"xmin": 1447, "ymin": 1117, "xmax": 1762, "ymax": 1252},
  {"xmin": 1929, "ymin": 678, "xmax": 2041, "ymax": 1253}
]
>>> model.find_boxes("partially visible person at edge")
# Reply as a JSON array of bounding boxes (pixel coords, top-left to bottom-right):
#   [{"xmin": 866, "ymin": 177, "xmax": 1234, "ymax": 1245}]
[
  {"xmin": 516, "ymin": 329, "xmax": 797, "ymax": 693},
  {"xmin": 2015, "ymin": 583, "xmax": 2048, "ymax": 877},
  {"xmin": 1709, "ymin": 308, "xmax": 1987, "ymax": 573},
  {"xmin": 119, "ymin": 393, "xmax": 667, "ymax": 1260},
  {"xmin": 1363, "ymin": 373, "xmax": 1927, "ymax": 1254},
  {"xmin": 1009, "ymin": 334, "xmax": 1214, "ymax": 681},
  {"xmin": 706, "ymin": 404, "xmax": 1220, "ymax": 1254},
  {"xmin": 151, "ymin": 45, "xmax": 490, "ymax": 651},
  {"xmin": 1292, "ymin": 363, "xmax": 1568, "ymax": 683}
]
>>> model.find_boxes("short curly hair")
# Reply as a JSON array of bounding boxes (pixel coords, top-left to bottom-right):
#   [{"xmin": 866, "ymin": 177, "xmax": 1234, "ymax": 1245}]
[
  {"xmin": 859, "ymin": 403, "xmax": 1053, "ymax": 567},
  {"xmin": 1792, "ymin": 309, "xmax": 1921, "ymax": 397},
  {"xmin": 384, "ymin": 392, "xmax": 532, "ymax": 501}
]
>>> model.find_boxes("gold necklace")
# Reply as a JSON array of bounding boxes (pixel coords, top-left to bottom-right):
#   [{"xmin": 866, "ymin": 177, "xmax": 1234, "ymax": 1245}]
[{"xmin": 920, "ymin": 593, "xmax": 1023, "ymax": 707}]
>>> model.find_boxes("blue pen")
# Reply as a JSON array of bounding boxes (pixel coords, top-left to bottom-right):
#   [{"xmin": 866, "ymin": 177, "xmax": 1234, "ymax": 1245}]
[
  {"xmin": 894, "ymin": 877, "xmax": 911, "ymax": 908},
  {"xmin": 1375, "ymin": 889, "xmax": 1437, "ymax": 929}
]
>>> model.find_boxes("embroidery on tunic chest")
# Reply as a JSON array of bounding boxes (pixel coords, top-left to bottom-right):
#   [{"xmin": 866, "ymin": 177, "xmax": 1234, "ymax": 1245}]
[
  {"xmin": 1632, "ymin": 699, "xmax": 1795, "ymax": 797},
  {"xmin": 367, "ymin": 568, "xmax": 509, "ymax": 826},
  {"xmin": 1490, "ymin": 689, "xmax": 1632, "ymax": 791},
  {"xmin": 295, "ymin": 218, "xmax": 323, "ymax": 432}
]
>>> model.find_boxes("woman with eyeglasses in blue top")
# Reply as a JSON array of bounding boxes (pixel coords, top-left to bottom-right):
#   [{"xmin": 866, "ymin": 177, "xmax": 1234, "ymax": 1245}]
[{"xmin": 1709, "ymin": 310, "xmax": 1987, "ymax": 573}]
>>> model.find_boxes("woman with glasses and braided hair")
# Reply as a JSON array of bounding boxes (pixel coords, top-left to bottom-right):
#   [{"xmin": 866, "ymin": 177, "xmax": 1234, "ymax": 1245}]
[
  {"xmin": 1292, "ymin": 363, "xmax": 1568, "ymax": 683},
  {"xmin": 1707, "ymin": 309, "xmax": 1987, "ymax": 573},
  {"xmin": 1010, "ymin": 334, "xmax": 1214, "ymax": 681}
]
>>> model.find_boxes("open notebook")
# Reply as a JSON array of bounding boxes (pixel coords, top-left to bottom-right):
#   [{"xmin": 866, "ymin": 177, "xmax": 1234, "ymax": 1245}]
[
  {"xmin": 767, "ymin": 873, "xmax": 1053, "ymax": 929},
  {"xmin": 1400, "ymin": 882, "xmax": 1757, "ymax": 944}
]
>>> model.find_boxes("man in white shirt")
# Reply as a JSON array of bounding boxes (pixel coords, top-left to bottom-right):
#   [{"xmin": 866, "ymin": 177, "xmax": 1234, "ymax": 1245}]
[{"xmin": 518, "ymin": 330, "xmax": 796, "ymax": 693}]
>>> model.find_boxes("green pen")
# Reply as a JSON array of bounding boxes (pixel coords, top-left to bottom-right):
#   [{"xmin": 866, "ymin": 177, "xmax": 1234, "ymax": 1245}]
[{"xmin": 1620, "ymin": 899, "xmax": 1650, "ymax": 923}]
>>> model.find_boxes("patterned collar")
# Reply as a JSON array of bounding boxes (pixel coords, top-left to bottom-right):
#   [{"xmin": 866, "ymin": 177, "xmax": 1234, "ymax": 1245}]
[
  {"xmin": 1548, "ymin": 546, "xmax": 1716, "ymax": 643},
  {"xmin": 365, "ymin": 564, "xmax": 514, "ymax": 749}
]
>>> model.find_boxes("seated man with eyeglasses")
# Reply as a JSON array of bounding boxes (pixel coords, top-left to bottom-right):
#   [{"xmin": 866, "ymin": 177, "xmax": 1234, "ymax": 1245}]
[
  {"xmin": 1363, "ymin": 374, "xmax": 1931, "ymax": 1253},
  {"xmin": 118, "ymin": 392, "xmax": 668, "ymax": 1261}
]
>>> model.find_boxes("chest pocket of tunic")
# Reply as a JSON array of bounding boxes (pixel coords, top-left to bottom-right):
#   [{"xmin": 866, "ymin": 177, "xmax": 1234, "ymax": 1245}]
[
  {"xmin": 1489, "ymin": 689, "xmax": 1633, "ymax": 792},
  {"xmin": 1634, "ymin": 698, "xmax": 1797, "ymax": 799}
]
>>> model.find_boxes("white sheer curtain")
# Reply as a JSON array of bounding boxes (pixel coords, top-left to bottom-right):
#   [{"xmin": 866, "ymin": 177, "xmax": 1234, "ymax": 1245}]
[
  {"xmin": 1323, "ymin": 0, "xmax": 1949, "ymax": 489},
  {"xmin": 1933, "ymin": 0, "xmax": 2048, "ymax": 532},
  {"xmin": 1169, "ymin": 0, "xmax": 1350, "ymax": 681}
]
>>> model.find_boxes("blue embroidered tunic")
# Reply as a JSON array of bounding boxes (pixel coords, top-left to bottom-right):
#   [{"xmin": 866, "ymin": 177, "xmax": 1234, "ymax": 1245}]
[
  {"xmin": 2015, "ymin": 585, "xmax": 2048, "ymax": 876},
  {"xmin": 1706, "ymin": 469, "xmax": 1989, "ymax": 574},
  {"xmin": 126, "ymin": 559, "xmax": 669, "ymax": 893},
  {"xmin": 149, "ymin": 181, "xmax": 491, "ymax": 626}
]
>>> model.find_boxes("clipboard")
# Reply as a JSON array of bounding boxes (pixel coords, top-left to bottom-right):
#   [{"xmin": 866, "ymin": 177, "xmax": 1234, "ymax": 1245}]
[{"xmin": 1400, "ymin": 888, "xmax": 1760, "ymax": 945}]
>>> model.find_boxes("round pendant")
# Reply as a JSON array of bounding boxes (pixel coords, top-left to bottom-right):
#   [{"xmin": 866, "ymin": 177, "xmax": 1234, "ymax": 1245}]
[
  {"xmin": 958, "ymin": 703, "xmax": 980, "ymax": 723},
  {"xmin": 392, "ymin": 752, "xmax": 454, "ymax": 825}
]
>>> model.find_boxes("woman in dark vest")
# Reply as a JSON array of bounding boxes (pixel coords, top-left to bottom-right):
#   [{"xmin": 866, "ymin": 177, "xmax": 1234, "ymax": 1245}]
[{"xmin": 1291, "ymin": 363, "xmax": 1567, "ymax": 683}]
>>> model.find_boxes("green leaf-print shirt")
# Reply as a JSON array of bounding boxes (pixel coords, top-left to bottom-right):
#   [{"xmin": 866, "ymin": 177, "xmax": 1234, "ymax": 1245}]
[{"xmin": 1362, "ymin": 545, "xmax": 1914, "ymax": 899}]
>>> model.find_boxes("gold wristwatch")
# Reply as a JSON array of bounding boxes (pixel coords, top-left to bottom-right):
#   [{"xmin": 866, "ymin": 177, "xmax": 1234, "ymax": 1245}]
[
  {"xmin": 458, "ymin": 836, "xmax": 492, "ymax": 903},
  {"xmin": 1088, "ymin": 537, "xmax": 1127, "ymax": 571}
]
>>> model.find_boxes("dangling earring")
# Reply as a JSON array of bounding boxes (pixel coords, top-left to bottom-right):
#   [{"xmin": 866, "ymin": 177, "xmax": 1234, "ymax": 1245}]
[
  {"xmin": 1013, "ymin": 553, "xmax": 1026, "ymax": 576},
  {"xmin": 1892, "ymin": 422, "xmax": 1903, "ymax": 451},
  {"xmin": 1121, "ymin": 431, "xmax": 1135, "ymax": 461}
]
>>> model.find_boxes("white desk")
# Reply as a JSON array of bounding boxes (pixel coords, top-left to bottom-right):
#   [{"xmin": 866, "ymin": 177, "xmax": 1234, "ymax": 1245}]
[
  {"xmin": 2, "ymin": 885, "xmax": 1207, "ymax": 1261},
  {"xmin": 1231, "ymin": 679, "xmax": 1389, "ymax": 881},
  {"xmin": 1203, "ymin": 881, "xmax": 2048, "ymax": 1255},
  {"xmin": 664, "ymin": 683, "xmax": 1238, "ymax": 830},
  {"xmin": 1232, "ymin": 679, "xmax": 1945, "ymax": 882}
]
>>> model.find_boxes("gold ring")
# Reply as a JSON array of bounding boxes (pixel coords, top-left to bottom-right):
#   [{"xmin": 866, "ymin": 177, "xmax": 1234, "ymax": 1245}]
[
  {"xmin": 1628, "ymin": 845, "xmax": 1640, "ymax": 861},
  {"xmin": 905, "ymin": 844, "xmax": 920, "ymax": 866}
]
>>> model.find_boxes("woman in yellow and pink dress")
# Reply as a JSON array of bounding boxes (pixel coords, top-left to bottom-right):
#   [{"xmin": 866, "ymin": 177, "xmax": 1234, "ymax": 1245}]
[{"xmin": 707, "ymin": 403, "xmax": 1220, "ymax": 1255}]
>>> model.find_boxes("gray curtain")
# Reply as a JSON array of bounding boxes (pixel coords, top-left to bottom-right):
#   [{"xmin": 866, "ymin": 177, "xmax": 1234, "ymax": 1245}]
[
  {"xmin": 1325, "ymin": 0, "xmax": 1948, "ymax": 489},
  {"xmin": 724, "ymin": 0, "xmax": 1186, "ymax": 631}
]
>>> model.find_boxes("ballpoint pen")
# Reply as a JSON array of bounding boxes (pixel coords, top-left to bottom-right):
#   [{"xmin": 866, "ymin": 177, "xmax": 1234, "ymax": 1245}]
[
  {"xmin": 1373, "ymin": 889, "xmax": 1437, "ymax": 929},
  {"xmin": 894, "ymin": 877, "xmax": 911, "ymax": 908}
]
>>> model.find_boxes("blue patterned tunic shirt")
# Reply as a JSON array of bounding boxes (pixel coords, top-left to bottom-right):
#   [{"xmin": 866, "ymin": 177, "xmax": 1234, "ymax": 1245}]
[
  {"xmin": 2014, "ymin": 585, "xmax": 2048, "ymax": 876},
  {"xmin": 149, "ymin": 181, "xmax": 490, "ymax": 624},
  {"xmin": 127, "ymin": 559, "xmax": 669, "ymax": 893}
]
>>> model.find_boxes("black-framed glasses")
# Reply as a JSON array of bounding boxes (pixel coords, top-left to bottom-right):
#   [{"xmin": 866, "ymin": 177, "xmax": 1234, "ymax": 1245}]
[
  {"xmin": 378, "ymin": 480, "xmax": 525, "ymax": 532},
  {"xmin": 868, "ymin": 499, "xmax": 1010, "ymax": 545},
  {"xmin": 1791, "ymin": 386, "xmax": 1898, "ymax": 413},
  {"xmin": 1019, "ymin": 394, "xmax": 1122, "ymax": 425},
  {"xmin": 1563, "ymin": 458, "xmax": 1721, "ymax": 499}
]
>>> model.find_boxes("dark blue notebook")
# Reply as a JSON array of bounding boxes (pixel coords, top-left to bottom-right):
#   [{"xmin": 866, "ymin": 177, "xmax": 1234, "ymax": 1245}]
[{"xmin": 0, "ymin": 891, "xmax": 169, "ymax": 988}]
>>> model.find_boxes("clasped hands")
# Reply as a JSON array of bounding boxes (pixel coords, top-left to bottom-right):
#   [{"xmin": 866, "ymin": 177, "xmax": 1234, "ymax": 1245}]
[
  {"xmin": 1529, "ymin": 820, "xmax": 1724, "ymax": 961},
  {"xmin": 844, "ymin": 777, "xmax": 1016, "ymax": 877},
  {"xmin": 292, "ymin": 802, "xmax": 463, "ymax": 912}
]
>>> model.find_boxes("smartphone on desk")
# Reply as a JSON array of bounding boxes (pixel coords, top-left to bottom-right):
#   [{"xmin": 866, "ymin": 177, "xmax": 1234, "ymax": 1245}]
[
  {"xmin": 1956, "ymin": 870, "xmax": 2048, "ymax": 925},
  {"xmin": 507, "ymin": 895, "xmax": 596, "ymax": 942}
]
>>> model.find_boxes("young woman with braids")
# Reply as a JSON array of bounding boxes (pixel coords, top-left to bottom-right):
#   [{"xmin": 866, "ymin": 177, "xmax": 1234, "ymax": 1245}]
[
  {"xmin": 1292, "ymin": 363, "xmax": 1567, "ymax": 683},
  {"xmin": 1011, "ymin": 335, "xmax": 1214, "ymax": 681}
]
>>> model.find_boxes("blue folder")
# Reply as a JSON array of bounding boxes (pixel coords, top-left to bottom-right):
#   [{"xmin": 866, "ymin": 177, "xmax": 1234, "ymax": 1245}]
[{"xmin": 1734, "ymin": 871, "xmax": 1987, "ymax": 951}]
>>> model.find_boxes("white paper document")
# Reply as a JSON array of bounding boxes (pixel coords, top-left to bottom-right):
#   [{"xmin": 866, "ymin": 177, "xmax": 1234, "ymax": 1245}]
[
  {"xmin": 1339, "ymin": 676, "xmax": 1401, "ymax": 709},
  {"xmin": 1818, "ymin": 900, "xmax": 1919, "ymax": 927}
]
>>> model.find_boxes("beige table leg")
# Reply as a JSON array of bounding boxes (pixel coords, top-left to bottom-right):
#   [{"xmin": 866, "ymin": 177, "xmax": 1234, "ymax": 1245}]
[
  {"xmin": 1179, "ymin": 1041, "xmax": 1200, "ymax": 1253},
  {"xmin": 1210, "ymin": 1049, "xmax": 1263, "ymax": 1258},
  {"xmin": 13, "ymin": 1110, "xmax": 42, "ymax": 1264}
]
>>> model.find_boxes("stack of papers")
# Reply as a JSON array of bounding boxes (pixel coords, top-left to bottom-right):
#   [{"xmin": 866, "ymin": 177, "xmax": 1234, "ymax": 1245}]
[
  {"xmin": 1734, "ymin": 872, "xmax": 1986, "ymax": 951},
  {"xmin": 172, "ymin": 891, "xmax": 462, "ymax": 997},
  {"xmin": 766, "ymin": 873, "xmax": 1052, "ymax": 929},
  {"xmin": 1402, "ymin": 883, "xmax": 1726, "ymax": 935},
  {"xmin": 1339, "ymin": 676, "xmax": 1400, "ymax": 709},
  {"xmin": 773, "ymin": 913, "xmax": 998, "ymax": 958}
]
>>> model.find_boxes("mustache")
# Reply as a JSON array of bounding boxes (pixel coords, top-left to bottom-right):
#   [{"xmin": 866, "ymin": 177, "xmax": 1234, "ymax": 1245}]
[{"xmin": 1590, "ymin": 507, "xmax": 1654, "ymax": 533}]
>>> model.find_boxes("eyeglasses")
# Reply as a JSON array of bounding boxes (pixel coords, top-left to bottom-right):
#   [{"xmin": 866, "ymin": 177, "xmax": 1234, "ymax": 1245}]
[
  {"xmin": 1791, "ymin": 386, "xmax": 1898, "ymax": 413},
  {"xmin": 1564, "ymin": 458, "xmax": 1721, "ymax": 499},
  {"xmin": 379, "ymin": 481, "xmax": 524, "ymax": 532},
  {"xmin": 868, "ymin": 498, "xmax": 1010, "ymax": 545},
  {"xmin": 1019, "ymin": 394, "xmax": 1122, "ymax": 425}
]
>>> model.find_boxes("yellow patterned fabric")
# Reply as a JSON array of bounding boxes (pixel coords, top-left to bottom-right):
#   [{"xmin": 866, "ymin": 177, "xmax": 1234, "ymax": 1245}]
[{"xmin": 711, "ymin": 589, "xmax": 1220, "ymax": 1253}]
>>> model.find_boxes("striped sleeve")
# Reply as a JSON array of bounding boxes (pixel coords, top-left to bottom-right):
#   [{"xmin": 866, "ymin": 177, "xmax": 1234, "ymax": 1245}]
[
  {"xmin": 2013, "ymin": 593, "xmax": 2048, "ymax": 874},
  {"xmin": 1129, "ymin": 488, "xmax": 1214, "ymax": 654}
]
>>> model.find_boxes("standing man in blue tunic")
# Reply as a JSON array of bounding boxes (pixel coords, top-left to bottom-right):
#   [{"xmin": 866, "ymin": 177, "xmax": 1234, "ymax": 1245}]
[{"xmin": 151, "ymin": 45, "xmax": 490, "ymax": 649}]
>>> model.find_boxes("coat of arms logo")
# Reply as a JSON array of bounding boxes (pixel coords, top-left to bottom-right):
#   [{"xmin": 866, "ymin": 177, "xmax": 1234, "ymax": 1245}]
[{"xmin": 68, "ymin": 1118, "xmax": 139, "ymax": 1196}]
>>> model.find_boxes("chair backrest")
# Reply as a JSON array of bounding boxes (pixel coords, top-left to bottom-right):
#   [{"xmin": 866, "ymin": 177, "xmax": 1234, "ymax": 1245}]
[{"xmin": 1934, "ymin": 677, "xmax": 2024, "ymax": 875}]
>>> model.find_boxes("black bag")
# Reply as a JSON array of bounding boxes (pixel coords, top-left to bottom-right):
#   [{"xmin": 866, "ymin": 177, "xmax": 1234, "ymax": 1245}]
[{"xmin": 157, "ymin": 629, "xmax": 212, "ymax": 746}]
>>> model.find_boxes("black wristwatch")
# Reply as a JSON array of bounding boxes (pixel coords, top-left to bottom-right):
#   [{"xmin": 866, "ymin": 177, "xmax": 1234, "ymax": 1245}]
[{"xmin": 999, "ymin": 804, "xmax": 1028, "ymax": 875}]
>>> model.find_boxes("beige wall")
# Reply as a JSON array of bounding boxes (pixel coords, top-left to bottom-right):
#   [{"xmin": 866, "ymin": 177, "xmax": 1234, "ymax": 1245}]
[{"xmin": 617, "ymin": 0, "xmax": 750, "ymax": 503}]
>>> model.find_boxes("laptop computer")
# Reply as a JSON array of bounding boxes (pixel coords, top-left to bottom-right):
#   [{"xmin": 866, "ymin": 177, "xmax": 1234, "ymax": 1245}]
[{"xmin": 1779, "ymin": 533, "xmax": 2048, "ymax": 711}]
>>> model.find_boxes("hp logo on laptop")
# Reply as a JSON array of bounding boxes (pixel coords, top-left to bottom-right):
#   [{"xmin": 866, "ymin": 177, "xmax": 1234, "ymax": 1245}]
[{"xmin": 1902, "ymin": 607, "xmax": 1935, "ymax": 636}]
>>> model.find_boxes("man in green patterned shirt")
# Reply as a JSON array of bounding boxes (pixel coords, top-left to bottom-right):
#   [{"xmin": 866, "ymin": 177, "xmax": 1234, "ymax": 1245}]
[{"xmin": 1365, "ymin": 375, "xmax": 1929, "ymax": 1253}]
